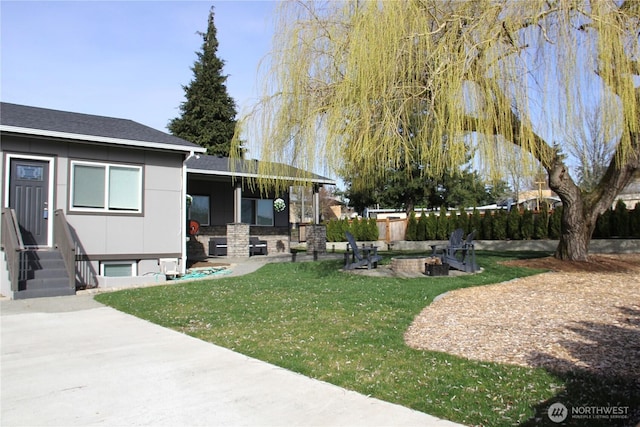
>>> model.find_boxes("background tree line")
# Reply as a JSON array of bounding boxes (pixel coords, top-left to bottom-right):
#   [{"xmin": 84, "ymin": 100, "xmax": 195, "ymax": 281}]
[{"xmin": 326, "ymin": 200, "xmax": 640, "ymax": 242}]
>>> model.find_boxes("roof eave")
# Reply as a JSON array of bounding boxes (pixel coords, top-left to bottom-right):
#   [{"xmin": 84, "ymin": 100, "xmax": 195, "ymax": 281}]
[
  {"xmin": 187, "ymin": 168, "xmax": 336, "ymax": 185},
  {"xmin": 0, "ymin": 125, "xmax": 206, "ymax": 154}
]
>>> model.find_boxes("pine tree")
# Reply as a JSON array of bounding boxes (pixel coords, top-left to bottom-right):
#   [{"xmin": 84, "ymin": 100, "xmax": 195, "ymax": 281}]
[{"xmin": 169, "ymin": 7, "xmax": 238, "ymax": 156}]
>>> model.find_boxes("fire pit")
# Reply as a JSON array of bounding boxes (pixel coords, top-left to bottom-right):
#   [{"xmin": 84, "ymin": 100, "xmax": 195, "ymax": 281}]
[
  {"xmin": 391, "ymin": 256, "xmax": 448, "ymax": 276},
  {"xmin": 391, "ymin": 256, "xmax": 429, "ymax": 275}
]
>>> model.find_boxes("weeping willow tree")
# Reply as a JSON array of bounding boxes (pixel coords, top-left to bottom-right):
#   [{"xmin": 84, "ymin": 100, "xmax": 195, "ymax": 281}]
[{"xmin": 232, "ymin": 0, "xmax": 640, "ymax": 261}]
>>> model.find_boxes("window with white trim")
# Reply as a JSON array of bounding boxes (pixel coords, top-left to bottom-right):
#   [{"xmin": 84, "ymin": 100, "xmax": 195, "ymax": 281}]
[
  {"xmin": 241, "ymin": 198, "xmax": 274, "ymax": 226},
  {"xmin": 100, "ymin": 261, "xmax": 137, "ymax": 277},
  {"xmin": 71, "ymin": 161, "xmax": 142, "ymax": 212}
]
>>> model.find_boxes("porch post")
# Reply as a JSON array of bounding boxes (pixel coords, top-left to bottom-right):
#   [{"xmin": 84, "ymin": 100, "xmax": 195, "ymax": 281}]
[
  {"xmin": 313, "ymin": 184, "xmax": 320, "ymax": 224},
  {"xmin": 227, "ymin": 223, "xmax": 250, "ymax": 258},
  {"xmin": 307, "ymin": 184, "xmax": 327, "ymax": 255},
  {"xmin": 233, "ymin": 180, "xmax": 242, "ymax": 223},
  {"xmin": 228, "ymin": 180, "xmax": 249, "ymax": 257}
]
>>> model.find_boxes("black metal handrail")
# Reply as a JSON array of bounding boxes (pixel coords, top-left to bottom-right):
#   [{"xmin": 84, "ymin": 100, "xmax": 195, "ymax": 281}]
[{"xmin": 1, "ymin": 207, "xmax": 25, "ymax": 292}]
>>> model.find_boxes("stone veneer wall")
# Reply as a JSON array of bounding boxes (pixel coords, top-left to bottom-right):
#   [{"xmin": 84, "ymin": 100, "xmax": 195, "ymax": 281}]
[
  {"xmin": 227, "ymin": 223, "xmax": 250, "ymax": 257},
  {"xmin": 306, "ymin": 225, "xmax": 327, "ymax": 254}
]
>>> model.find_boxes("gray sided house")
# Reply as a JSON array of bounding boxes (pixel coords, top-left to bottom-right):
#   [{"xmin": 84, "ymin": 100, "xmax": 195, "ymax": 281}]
[
  {"xmin": 1, "ymin": 102, "xmax": 206, "ymax": 299},
  {"xmin": 1, "ymin": 103, "xmax": 335, "ymax": 299}
]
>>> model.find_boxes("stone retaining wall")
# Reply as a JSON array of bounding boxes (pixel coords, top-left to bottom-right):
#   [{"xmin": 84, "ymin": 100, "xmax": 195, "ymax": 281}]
[{"xmin": 325, "ymin": 239, "xmax": 640, "ymax": 254}]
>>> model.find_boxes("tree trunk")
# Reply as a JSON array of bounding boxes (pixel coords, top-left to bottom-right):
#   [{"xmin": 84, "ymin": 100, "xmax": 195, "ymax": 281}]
[
  {"xmin": 554, "ymin": 206, "xmax": 594, "ymax": 261},
  {"xmin": 547, "ymin": 134, "xmax": 640, "ymax": 261},
  {"xmin": 547, "ymin": 158, "xmax": 595, "ymax": 261}
]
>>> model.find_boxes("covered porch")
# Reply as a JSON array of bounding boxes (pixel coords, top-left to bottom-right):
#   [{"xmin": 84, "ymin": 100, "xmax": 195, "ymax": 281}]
[{"xmin": 185, "ymin": 155, "xmax": 335, "ymax": 262}]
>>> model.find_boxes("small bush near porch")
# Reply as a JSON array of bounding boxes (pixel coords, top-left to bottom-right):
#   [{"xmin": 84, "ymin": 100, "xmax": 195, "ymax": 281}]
[{"xmin": 96, "ymin": 252, "xmax": 638, "ymax": 426}]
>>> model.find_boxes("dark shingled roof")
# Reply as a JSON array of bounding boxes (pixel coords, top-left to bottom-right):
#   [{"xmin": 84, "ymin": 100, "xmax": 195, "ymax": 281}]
[
  {"xmin": 0, "ymin": 102, "xmax": 202, "ymax": 151},
  {"xmin": 186, "ymin": 155, "xmax": 335, "ymax": 185}
]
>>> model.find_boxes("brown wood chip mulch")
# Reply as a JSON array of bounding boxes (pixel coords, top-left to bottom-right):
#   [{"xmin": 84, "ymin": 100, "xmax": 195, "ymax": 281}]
[{"xmin": 404, "ymin": 254, "xmax": 640, "ymax": 379}]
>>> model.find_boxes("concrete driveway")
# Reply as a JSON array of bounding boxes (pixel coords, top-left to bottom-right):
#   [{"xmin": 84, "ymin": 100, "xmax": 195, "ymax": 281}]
[{"xmin": 1, "ymin": 295, "xmax": 462, "ymax": 426}]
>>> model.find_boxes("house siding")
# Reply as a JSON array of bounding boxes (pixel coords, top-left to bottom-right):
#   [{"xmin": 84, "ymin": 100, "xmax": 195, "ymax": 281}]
[{"xmin": 2, "ymin": 135, "xmax": 186, "ymax": 283}]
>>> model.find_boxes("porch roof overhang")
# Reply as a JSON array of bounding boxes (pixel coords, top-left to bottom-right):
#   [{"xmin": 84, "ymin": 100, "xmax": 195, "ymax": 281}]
[{"xmin": 186, "ymin": 155, "xmax": 336, "ymax": 186}]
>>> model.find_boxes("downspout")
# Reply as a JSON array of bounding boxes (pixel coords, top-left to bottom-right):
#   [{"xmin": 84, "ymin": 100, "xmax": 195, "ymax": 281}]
[{"xmin": 181, "ymin": 151, "xmax": 196, "ymax": 274}]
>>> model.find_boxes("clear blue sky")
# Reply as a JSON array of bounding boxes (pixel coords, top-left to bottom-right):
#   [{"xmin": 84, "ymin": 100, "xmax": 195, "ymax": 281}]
[{"xmin": 1, "ymin": 0, "xmax": 277, "ymax": 133}]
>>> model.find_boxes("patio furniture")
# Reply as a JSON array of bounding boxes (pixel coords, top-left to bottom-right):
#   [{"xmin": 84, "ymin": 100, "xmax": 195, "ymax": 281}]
[
  {"xmin": 344, "ymin": 231, "xmax": 382, "ymax": 270},
  {"xmin": 249, "ymin": 237, "xmax": 268, "ymax": 256},
  {"xmin": 433, "ymin": 229, "xmax": 478, "ymax": 273},
  {"xmin": 208, "ymin": 237, "xmax": 228, "ymax": 256}
]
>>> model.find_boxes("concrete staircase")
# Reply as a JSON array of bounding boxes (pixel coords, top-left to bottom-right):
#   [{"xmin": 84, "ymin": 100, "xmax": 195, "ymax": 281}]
[{"xmin": 15, "ymin": 249, "xmax": 75, "ymax": 299}]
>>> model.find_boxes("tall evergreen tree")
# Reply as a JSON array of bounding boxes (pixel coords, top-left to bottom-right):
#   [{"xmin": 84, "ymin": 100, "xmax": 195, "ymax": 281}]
[{"xmin": 169, "ymin": 7, "xmax": 237, "ymax": 156}]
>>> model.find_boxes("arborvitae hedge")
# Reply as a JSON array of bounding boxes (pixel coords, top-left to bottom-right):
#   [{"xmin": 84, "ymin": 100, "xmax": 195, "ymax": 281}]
[
  {"xmin": 533, "ymin": 203, "xmax": 549, "ymax": 239},
  {"xmin": 436, "ymin": 207, "xmax": 449, "ymax": 240},
  {"xmin": 458, "ymin": 208, "xmax": 469, "ymax": 235},
  {"xmin": 631, "ymin": 204, "xmax": 640, "ymax": 238},
  {"xmin": 426, "ymin": 212, "xmax": 438, "ymax": 240},
  {"xmin": 405, "ymin": 212, "xmax": 418, "ymax": 241},
  {"xmin": 521, "ymin": 209, "xmax": 534, "ymax": 240},
  {"xmin": 613, "ymin": 200, "xmax": 630, "ymax": 237},
  {"xmin": 549, "ymin": 206, "xmax": 562, "ymax": 239},
  {"xmin": 416, "ymin": 211, "xmax": 427, "ymax": 241},
  {"xmin": 481, "ymin": 210, "xmax": 493, "ymax": 240},
  {"xmin": 507, "ymin": 208, "xmax": 521, "ymax": 240},
  {"xmin": 326, "ymin": 217, "xmax": 378, "ymax": 241},
  {"xmin": 493, "ymin": 210, "xmax": 508, "ymax": 240},
  {"xmin": 325, "ymin": 202, "xmax": 640, "ymax": 241}
]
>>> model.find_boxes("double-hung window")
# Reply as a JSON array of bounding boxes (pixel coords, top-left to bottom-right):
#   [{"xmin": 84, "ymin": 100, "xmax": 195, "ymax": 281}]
[{"xmin": 71, "ymin": 161, "xmax": 142, "ymax": 213}]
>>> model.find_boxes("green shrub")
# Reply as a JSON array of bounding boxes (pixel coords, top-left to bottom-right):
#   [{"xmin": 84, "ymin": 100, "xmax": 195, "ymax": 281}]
[
  {"xmin": 366, "ymin": 218, "xmax": 379, "ymax": 241},
  {"xmin": 405, "ymin": 211, "xmax": 418, "ymax": 241},
  {"xmin": 613, "ymin": 200, "xmax": 630, "ymax": 237},
  {"xmin": 631, "ymin": 204, "xmax": 640, "ymax": 238},
  {"xmin": 436, "ymin": 207, "xmax": 449, "ymax": 240},
  {"xmin": 493, "ymin": 210, "xmax": 508, "ymax": 240},
  {"xmin": 594, "ymin": 208, "xmax": 612, "ymax": 238},
  {"xmin": 426, "ymin": 212, "xmax": 438, "ymax": 240},
  {"xmin": 507, "ymin": 208, "xmax": 521, "ymax": 240},
  {"xmin": 533, "ymin": 203, "xmax": 549, "ymax": 239},
  {"xmin": 325, "ymin": 218, "xmax": 348, "ymax": 242},
  {"xmin": 458, "ymin": 208, "xmax": 469, "ymax": 234},
  {"xmin": 520, "ymin": 209, "xmax": 534, "ymax": 240},
  {"xmin": 481, "ymin": 211, "xmax": 493, "ymax": 239},
  {"xmin": 549, "ymin": 207, "xmax": 562, "ymax": 239},
  {"xmin": 471, "ymin": 208, "xmax": 482, "ymax": 236},
  {"xmin": 416, "ymin": 210, "xmax": 427, "ymax": 241}
]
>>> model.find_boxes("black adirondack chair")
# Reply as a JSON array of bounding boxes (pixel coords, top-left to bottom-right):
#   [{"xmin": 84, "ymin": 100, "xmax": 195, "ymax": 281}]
[
  {"xmin": 344, "ymin": 231, "xmax": 382, "ymax": 270},
  {"xmin": 432, "ymin": 228, "xmax": 478, "ymax": 273}
]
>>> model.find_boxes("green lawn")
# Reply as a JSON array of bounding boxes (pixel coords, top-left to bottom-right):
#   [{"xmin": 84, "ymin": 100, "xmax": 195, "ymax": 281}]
[{"xmin": 95, "ymin": 252, "xmax": 636, "ymax": 426}]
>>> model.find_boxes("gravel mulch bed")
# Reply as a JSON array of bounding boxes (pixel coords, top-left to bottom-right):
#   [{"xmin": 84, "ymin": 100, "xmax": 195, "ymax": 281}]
[{"xmin": 404, "ymin": 254, "xmax": 640, "ymax": 379}]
